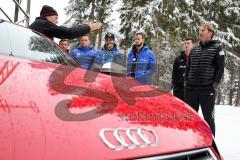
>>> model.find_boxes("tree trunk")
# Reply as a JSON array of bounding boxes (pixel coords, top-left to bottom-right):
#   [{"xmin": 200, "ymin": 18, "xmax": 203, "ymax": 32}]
[
  {"xmin": 26, "ymin": 0, "xmax": 31, "ymax": 26},
  {"xmin": 216, "ymin": 89, "xmax": 221, "ymax": 105},
  {"xmin": 235, "ymin": 65, "xmax": 240, "ymax": 106},
  {"xmin": 90, "ymin": 0, "xmax": 96, "ymax": 20},
  {"xmin": 14, "ymin": 0, "xmax": 20, "ymax": 23},
  {"xmin": 96, "ymin": 0, "xmax": 108, "ymax": 49},
  {"xmin": 229, "ymin": 89, "xmax": 233, "ymax": 106},
  {"xmin": 228, "ymin": 66, "xmax": 235, "ymax": 105},
  {"xmin": 97, "ymin": 28, "xmax": 103, "ymax": 49},
  {"xmin": 90, "ymin": 0, "xmax": 97, "ymax": 47}
]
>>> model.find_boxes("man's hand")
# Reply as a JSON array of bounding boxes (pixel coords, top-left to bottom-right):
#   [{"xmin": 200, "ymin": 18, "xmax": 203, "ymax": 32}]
[{"xmin": 88, "ymin": 22, "xmax": 102, "ymax": 31}]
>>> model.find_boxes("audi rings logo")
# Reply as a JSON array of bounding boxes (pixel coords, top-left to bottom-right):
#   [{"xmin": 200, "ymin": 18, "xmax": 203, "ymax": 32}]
[{"xmin": 99, "ymin": 127, "xmax": 159, "ymax": 151}]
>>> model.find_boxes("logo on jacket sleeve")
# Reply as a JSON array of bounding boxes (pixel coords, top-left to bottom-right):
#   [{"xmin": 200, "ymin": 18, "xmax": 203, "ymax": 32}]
[{"xmin": 219, "ymin": 49, "xmax": 225, "ymax": 56}]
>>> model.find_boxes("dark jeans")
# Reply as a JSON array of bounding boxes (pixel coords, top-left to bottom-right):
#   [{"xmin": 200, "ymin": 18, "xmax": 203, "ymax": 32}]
[
  {"xmin": 173, "ymin": 86, "xmax": 184, "ymax": 101},
  {"xmin": 184, "ymin": 86, "xmax": 216, "ymax": 136}
]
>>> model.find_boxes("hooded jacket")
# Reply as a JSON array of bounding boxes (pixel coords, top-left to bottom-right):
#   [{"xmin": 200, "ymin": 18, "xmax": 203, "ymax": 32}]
[
  {"xmin": 95, "ymin": 44, "xmax": 124, "ymax": 66},
  {"xmin": 71, "ymin": 44, "xmax": 96, "ymax": 70},
  {"xmin": 127, "ymin": 44, "xmax": 157, "ymax": 84}
]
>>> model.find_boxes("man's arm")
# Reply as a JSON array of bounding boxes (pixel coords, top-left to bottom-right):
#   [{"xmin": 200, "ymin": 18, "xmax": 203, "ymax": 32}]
[
  {"xmin": 46, "ymin": 22, "xmax": 102, "ymax": 39},
  {"xmin": 184, "ymin": 53, "xmax": 191, "ymax": 86},
  {"xmin": 146, "ymin": 51, "xmax": 157, "ymax": 76},
  {"xmin": 127, "ymin": 53, "xmax": 132, "ymax": 76},
  {"xmin": 46, "ymin": 24, "xmax": 91, "ymax": 39},
  {"xmin": 172, "ymin": 57, "xmax": 178, "ymax": 87},
  {"xmin": 214, "ymin": 46, "xmax": 225, "ymax": 84}
]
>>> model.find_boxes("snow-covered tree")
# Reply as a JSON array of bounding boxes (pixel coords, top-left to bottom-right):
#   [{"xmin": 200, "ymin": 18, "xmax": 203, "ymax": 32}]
[
  {"xmin": 119, "ymin": 0, "xmax": 240, "ymax": 56},
  {"xmin": 118, "ymin": 0, "xmax": 240, "ymax": 106},
  {"xmin": 65, "ymin": 0, "xmax": 115, "ymax": 49}
]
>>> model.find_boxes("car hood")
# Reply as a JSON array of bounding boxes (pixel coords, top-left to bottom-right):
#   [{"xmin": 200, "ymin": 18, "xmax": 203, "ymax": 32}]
[{"xmin": 0, "ymin": 59, "xmax": 212, "ymax": 160}]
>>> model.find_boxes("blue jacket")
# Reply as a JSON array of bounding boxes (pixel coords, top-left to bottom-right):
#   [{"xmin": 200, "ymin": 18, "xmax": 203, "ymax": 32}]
[
  {"xmin": 95, "ymin": 44, "xmax": 125, "ymax": 66},
  {"xmin": 127, "ymin": 44, "xmax": 157, "ymax": 84},
  {"xmin": 71, "ymin": 44, "xmax": 96, "ymax": 69}
]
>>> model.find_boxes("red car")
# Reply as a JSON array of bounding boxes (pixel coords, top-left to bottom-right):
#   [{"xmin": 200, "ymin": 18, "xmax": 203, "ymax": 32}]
[{"xmin": 0, "ymin": 19, "xmax": 222, "ymax": 160}]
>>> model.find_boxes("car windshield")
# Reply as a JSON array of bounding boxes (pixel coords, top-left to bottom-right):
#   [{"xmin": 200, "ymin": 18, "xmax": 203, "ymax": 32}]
[{"xmin": 0, "ymin": 20, "xmax": 80, "ymax": 68}]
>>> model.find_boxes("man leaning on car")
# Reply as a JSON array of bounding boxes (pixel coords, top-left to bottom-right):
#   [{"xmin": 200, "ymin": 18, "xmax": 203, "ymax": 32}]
[{"xmin": 29, "ymin": 5, "xmax": 102, "ymax": 40}]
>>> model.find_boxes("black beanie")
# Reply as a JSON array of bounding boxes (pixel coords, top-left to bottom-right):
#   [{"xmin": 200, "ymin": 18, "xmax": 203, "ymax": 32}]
[
  {"xmin": 105, "ymin": 33, "xmax": 115, "ymax": 40},
  {"xmin": 40, "ymin": 5, "xmax": 58, "ymax": 17}
]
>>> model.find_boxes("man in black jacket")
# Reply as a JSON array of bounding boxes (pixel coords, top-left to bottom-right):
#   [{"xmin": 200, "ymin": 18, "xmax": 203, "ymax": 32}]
[
  {"xmin": 172, "ymin": 37, "xmax": 195, "ymax": 101},
  {"xmin": 29, "ymin": 5, "xmax": 102, "ymax": 40},
  {"xmin": 185, "ymin": 24, "xmax": 225, "ymax": 136}
]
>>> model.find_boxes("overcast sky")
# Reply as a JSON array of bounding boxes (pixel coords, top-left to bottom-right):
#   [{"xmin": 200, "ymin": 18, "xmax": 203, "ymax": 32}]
[{"xmin": 0, "ymin": 0, "xmax": 68, "ymax": 25}]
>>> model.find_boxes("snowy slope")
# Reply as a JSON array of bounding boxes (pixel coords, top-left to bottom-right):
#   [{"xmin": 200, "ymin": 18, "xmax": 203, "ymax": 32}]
[{"xmin": 205, "ymin": 105, "xmax": 240, "ymax": 160}]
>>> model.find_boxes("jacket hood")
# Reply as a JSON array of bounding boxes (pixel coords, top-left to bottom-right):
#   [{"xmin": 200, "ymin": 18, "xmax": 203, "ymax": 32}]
[
  {"xmin": 131, "ymin": 44, "xmax": 151, "ymax": 52},
  {"xmin": 78, "ymin": 44, "xmax": 94, "ymax": 51},
  {"xmin": 199, "ymin": 40, "xmax": 221, "ymax": 48},
  {"xmin": 33, "ymin": 17, "xmax": 57, "ymax": 27},
  {"xmin": 102, "ymin": 43, "xmax": 118, "ymax": 52},
  {"xmin": 180, "ymin": 51, "xmax": 189, "ymax": 60},
  {"xmin": 180, "ymin": 51, "xmax": 185, "ymax": 57}
]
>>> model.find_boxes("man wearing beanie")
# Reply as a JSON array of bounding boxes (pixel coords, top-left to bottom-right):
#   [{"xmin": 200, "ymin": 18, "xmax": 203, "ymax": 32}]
[{"xmin": 29, "ymin": 5, "xmax": 102, "ymax": 40}]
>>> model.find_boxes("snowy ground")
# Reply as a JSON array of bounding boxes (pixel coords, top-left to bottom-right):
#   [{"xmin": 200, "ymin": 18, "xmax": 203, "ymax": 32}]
[
  {"xmin": 199, "ymin": 105, "xmax": 240, "ymax": 160},
  {"xmin": 215, "ymin": 105, "xmax": 240, "ymax": 160}
]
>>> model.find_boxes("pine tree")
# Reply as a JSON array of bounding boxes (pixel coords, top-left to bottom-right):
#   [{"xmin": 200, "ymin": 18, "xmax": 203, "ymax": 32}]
[
  {"xmin": 65, "ymin": 0, "xmax": 115, "ymax": 49},
  {"xmin": 119, "ymin": 0, "xmax": 240, "ymax": 56}
]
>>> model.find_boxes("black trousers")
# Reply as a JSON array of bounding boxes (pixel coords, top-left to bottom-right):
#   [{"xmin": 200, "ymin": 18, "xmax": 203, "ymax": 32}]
[
  {"xmin": 173, "ymin": 86, "xmax": 184, "ymax": 101},
  {"xmin": 184, "ymin": 86, "xmax": 216, "ymax": 136}
]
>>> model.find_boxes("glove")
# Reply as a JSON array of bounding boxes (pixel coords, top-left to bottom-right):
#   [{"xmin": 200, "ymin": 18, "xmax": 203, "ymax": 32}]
[{"xmin": 213, "ymin": 82, "xmax": 219, "ymax": 90}]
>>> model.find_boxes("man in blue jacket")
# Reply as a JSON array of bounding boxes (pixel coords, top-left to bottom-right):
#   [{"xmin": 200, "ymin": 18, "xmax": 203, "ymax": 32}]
[
  {"xmin": 71, "ymin": 35, "xmax": 96, "ymax": 70},
  {"xmin": 127, "ymin": 32, "xmax": 157, "ymax": 84},
  {"xmin": 95, "ymin": 33, "xmax": 124, "ymax": 67}
]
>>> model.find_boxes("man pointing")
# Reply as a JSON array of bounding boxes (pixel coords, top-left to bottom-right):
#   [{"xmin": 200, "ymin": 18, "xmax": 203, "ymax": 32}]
[{"xmin": 29, "ymin": 5, "xmax": 102, "ymax": 40}]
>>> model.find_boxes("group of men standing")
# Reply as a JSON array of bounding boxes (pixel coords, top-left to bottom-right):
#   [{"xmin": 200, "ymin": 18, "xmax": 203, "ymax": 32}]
[
  {"xmin": 29, "ymin": 5, "xmax": 157, "ymax": 84},
  {"xmin": 29, "ymin": 5, "xmax": 225, "ymax": 136},
  {"xmin": 172, "ymin": 24, "xmax": 225, "ymax": 136},
  {"xmin": 59, "ymin": 32, "xmax": 156, "ymax": 84}
]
